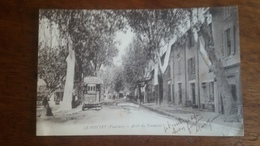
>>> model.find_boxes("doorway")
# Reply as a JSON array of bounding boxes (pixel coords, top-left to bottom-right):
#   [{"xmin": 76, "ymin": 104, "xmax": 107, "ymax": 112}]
[
  {"xmin": 178, "ymin": 83, "xmax": 182, "ymax": 104},
  {"xmin": 168, "ymin": 83, "xmax": 171, "ymax": 103},
  {"xmin": 191, "ymin": 83, "xmax": 196, "ymax": 104}
]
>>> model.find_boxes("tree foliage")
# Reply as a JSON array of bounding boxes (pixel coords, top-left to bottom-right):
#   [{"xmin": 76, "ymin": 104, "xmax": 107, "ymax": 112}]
[
  {"xmin": 122, "ymin": 36, "xmax": 149, "ymax": 90},
  {"xmin": 123, "ymin": 9, "xmax": 187, "ymax": 62},
  {"xmin": 110, "ymin": 66, "xmax": 124, "ymax": 94},
  {"xmin": 38, "ymin": 46, "xmax": 67, "ymax": 93},
  {"xmin": 97, "ymin": 66, "xmax": 116, "ymax": 94},
  {"xmin": 38, "ymin": 10, "xmax": 126, "ymax": 93},
  {"xmin": 122, "ymin": 9, "xmax": 187, "ymax": 104}
]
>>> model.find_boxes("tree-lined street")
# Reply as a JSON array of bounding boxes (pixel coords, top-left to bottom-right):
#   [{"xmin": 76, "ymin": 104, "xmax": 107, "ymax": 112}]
[
  {"xmin": 37, "ymin": 8, "xmax": 243, "ymax": 136},
  {"xmin": 37, "ymin": 98, "xmax": 242, "ymax": 136}
]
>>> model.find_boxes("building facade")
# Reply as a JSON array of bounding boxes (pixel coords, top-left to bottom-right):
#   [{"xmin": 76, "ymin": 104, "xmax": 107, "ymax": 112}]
[
  {"xmin": 210, "ymin": 7, "xmax": 241, "ymax": 115},
  {"xmin": 140, "ymin": 7, "xmax": 241, "ymax": 115},
  {"xmin": 158, "ymin": 7, "xmax": 241, "ymax": 114}
]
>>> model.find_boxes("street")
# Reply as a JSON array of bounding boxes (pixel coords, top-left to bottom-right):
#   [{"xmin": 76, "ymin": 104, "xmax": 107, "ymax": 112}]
[{"xmin": 37, "ymin": 99, "xmax": 240, "ymax": 136}]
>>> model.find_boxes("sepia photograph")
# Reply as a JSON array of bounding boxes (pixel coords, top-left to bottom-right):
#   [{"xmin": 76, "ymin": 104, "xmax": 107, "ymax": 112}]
[{"xmin": 37, "ymin": 7, "xmax": 243, "ymax": 136}]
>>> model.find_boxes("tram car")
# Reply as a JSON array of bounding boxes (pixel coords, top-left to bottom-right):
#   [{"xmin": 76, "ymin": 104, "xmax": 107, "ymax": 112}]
[{"xmin": 82, "ymin": 76, "xmax": 103, "ymax": 110}]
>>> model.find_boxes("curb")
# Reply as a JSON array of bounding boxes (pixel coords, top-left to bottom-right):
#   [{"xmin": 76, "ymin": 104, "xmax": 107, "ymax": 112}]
[
  {"xmin": 130, "ymin": 100, "xmax": 243, "ymax": 134},
  {"xmin": 130, "ymin": 100, "xmax": 190, "ymax": 123}
]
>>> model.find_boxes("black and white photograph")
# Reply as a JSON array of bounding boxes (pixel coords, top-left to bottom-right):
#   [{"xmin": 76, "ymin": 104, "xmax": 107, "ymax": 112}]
[{"xmin": 37, "ymin": 7, "xmax": 243, "ymax": 136}]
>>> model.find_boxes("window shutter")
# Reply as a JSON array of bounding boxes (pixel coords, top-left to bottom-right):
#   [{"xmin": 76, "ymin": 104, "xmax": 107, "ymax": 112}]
[
  {"xmin": 222, "ymin": 32, "xmax": 225, "ymax": 57},
  {"xmin": 231, "ymin": 26, "xmax": 235, "ymax": 55},
  {"xmin": 227, "ymin": 28, "xmax": 231, "ymax": 56},
  {"xmin": 192, "ymin": 57, "xmax": 195, "ymax": 74},
  {"xmin": 190, "ymin": 58, "xmax": 192, "ymax": 75},
  {"xmin": 188, "ymin": 59, "xmax": 190, "ymax": 75},
  {"xmin": 233, "ymin": 25, "xmax": 236, "ymax": 55},
  {"xmin": 172, "ymin": 58, "xmax": 174, "ymax": 76}
]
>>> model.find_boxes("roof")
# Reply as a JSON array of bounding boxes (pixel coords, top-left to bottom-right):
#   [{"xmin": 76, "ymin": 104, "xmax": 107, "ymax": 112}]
[{"xmin": 84, "ymin": 76, "xmax": 103, "ymax": 84}]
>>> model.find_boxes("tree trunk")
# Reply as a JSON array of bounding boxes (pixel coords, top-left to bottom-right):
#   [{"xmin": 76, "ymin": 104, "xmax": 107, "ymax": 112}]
[
  {"xmin": 75, "ymin": 55, "xmax": 84, "ymax": 102},
  {"xmin": 208, "ymin": 48, "xmax": 238, "ymax": 122},
  {"xmin": 157, "ymin": 74, "xmax": 163, "ymax": 105},
  {"xmin": 138, "ymin": 84, "xmax": 142, "ymax": 104},
  {"xmin": 46, "ymin": 104, "xmax": 53, "ymax": 116},
  {"xmin": 200, "ymin": 22, "xmax": 239, "ymax": 122},
  {"xmin": 59, "ymin": 35, "xmax": 75, "ymax": 111}
]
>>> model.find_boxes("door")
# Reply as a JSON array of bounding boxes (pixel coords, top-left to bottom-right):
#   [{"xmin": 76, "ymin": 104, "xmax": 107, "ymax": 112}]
[
  {"xmin": 172, "ymin": 84, "xmax": 175, "ymax": 104},
  {"xmin": 178, "ymin": 83, "xmax": 182, "ymax": 104},
  {"xmin": 168, "ymin": 83, "xmax": 171, "ymax": 103},
  {"xmin": 96, "ymin": 84, "xmax": 101, "ymax": 102},
  {"xmin": 158, "ymin": 75, "xmax": 163, "ymax": 104},
  {"xmin": 191, "ymin": 83, "xmax": 196, "ymax": 104}
]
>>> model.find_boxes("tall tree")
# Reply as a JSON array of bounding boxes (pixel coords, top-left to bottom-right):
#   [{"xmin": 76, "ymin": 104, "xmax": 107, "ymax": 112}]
[
  {"xmin": 113, "ymin": 66, "xmax": 125, "ymax": 94},
  {"xmin": 38, "ymin": 46, "xmax": 67, "ymax": 94},
  {"xmin": 123, "ymin": 9, "xmax": 187, "ymax": 104},
  {"xmin": 38, "ymin": 18, "xmax": 68, "ymax": 95},
  {"xmin": 39, "ymin": 10, "xmax": 125, "ymax": 110},
  {"xmin": 122, "ymin": 36, "xmax": 148, "ymax": 91},
  {"xmin": 191, "ymin": 8, "xmax": 239, "ymax": 122},
  {"xmin": 97, "ymin": 66, "xmax": 116, "ymax": 98}
]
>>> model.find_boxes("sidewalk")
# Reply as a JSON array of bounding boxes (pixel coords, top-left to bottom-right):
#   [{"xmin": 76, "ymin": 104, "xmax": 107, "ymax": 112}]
[{"xmin": 132, "ymin": 100, "xmax": 244, "ymax": 136}]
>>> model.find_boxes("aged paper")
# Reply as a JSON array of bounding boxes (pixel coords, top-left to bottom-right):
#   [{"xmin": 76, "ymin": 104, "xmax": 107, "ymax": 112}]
[{"xmin": 37, "ymin": 7, "xmax": 243, "ymax": 136}]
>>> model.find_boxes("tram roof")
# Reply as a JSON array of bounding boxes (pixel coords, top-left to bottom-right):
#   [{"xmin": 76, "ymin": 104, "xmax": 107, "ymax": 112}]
[{"xmin": 83, "ymin": 76, "xmax": 103, "ymax": 84}]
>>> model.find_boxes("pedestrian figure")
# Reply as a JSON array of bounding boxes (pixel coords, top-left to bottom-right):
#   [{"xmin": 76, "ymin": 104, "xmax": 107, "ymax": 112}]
[
  {"xmin": 46, "ymin": 104, "xmax": 53, "ymax": 116},
  {"xmin": 72, "ymin": 94, "xmax": 76, "ymax": 109},
  {"xmin": 42, "ymin": 96, "xmax": 48, "ymax": 108},
  {"xmin": 42, "ymin": 96, "xmax": 53, "ymax": 116}
]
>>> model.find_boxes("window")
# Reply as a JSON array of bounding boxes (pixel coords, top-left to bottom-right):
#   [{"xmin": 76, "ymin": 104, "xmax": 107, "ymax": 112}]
[
  {"xmin": 96, "ymin": 84, "xmax": 100, "ymax": 91},
  {"xmin": 202, "ymin": 82, "xmax": 214, "ymax": 103},
  {"xmin": 191, "ymin": 83, "xmax": 196, "ymax": 104},
  {"xmin": 224, "ymin": 28, "xmax": 235, "ymax": 57},
  {"xmin": 178, "ymin": 83, "xmax": 182, "ymax": 104},
  {"xmin": 202, "ymin": 82, "xmax": 208, "ymax": 103},
  {"xmin": 233, "ymin": 25, "xmax": 236, "ymax": 54},
  {"xmin": 209, "ymin": 82, "xmax": 214, "ymax": 102},
  {"xmin": 177, "ymin": 54, "xmax": 181, "ymax": 74},
  {"xmin": 172, "ymin": 84, "xmax": 175, "ymax": 104},
  {"xmin": 188, "ymin": 57, "xmax": 195, "ymax": 76},
  {"xmin": 222, "ymin": 32, "xmax": 224, "ymax": 56},
  {"xmin": 188, "ymin": 59, "xmax": 191, "ymax": 75},
  {"xmin": 225, "ymin": 28, "xmax": 231, "ymax": 56}
]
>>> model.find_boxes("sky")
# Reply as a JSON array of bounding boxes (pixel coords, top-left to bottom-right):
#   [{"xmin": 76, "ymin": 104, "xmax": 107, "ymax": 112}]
[{"xmin": 113, "ymin": 29, "xmax": 134, "ymax": 66}]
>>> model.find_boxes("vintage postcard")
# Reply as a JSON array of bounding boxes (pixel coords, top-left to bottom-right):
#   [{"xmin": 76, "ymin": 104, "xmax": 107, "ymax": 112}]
[{"xmin": 37, "ymin": 7, "xmax": 243, "ymax": 136}]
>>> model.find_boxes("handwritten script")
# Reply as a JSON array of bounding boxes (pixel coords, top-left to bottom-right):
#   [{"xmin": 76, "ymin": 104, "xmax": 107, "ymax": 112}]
[{"xmin": 163, "ymin": 113, "xmax": 220, "ymax": 134}]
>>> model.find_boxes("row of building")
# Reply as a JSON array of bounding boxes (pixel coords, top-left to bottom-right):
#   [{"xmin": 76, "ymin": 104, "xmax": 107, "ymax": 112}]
[{"xmin": 138, "ymin": 7, "xmax": 241, "ymax": 115}]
